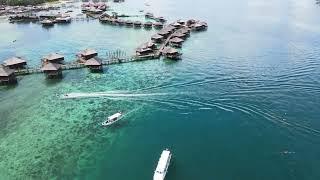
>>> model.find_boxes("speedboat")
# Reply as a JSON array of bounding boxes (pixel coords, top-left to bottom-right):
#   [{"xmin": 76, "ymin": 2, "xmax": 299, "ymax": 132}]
[
  {"xmin": 153, "ymin": 149, "xmax": 172, "ymax": 180},
  {"xmin": 102, "ymin": 112, "xmax": 122, "ymax": 126}
]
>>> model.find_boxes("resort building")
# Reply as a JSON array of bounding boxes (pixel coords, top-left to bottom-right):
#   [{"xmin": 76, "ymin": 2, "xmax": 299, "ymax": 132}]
[
  {"xmin": 162, "ymin": 47, "xmax": 181, "ymax": 60},
  {"xmin": 169, "ymin": 37, "xmax": 184, "ymax": 48},
  {"xmin": 144, "ymin": 21, "xmax": 153, "ymax": 28},
  {"xmin": 41, "ymin": 63, "xmax": 62, "ymax": 78},
  {"xmin": 151, "ymin": 34, "xmax": 164, "ymax": 43},
  {"xmin": 84, "ymin": 57, "xmax": 103, "ymax": 72},
  {"xmin": 172, "ymin": 32, "xmax": 187, "ymax": 40},
  {"xmin": 153, "ymin": 22, "xmax": 164, "ymax": 29},
  {"xmin": 0, "ymin": 66, "xmax": 17, "ymax": 84},
  {"xmin": 43, "ymin": 53, "xmax": 64, "ymax": 64},
  {"xmin": 79, "ymin": 49, "xmax": 98, "ymax": 60},
  {"xmin": 4, "ymin": 57, "xmax": 27, "ymax": 69}
]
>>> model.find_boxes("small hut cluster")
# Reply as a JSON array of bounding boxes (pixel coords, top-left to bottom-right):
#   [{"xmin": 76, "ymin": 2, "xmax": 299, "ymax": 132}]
[
  {"xmin": 41, "ymin": 53, "xmax": 64, "ymax": 78},
  {"xmin": 77, "ymin": 49, "xmax": 103, "ymax": 72},
  {"xmin": 99, "ymin": 14, "xmax": 164, "ymax": 29},
  {"xmin": 81, "ymin": 2, "xmax": 108, "ymax": 14},
  {"xmin": 136, "ymin": 19, "xmax": 207, "ymax": 60},
  {"xmin": 0, "ymin": 56, "xmax": 28, "ymax": 84},
  {"xmin": 0, "ymin": 66, "xmax": 17, "ymax": 85}
]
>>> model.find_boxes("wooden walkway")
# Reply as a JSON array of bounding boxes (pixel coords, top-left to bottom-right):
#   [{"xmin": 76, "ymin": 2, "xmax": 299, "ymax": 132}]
[{"xmin": 13, "ymin": 56, "xmax": 140, "ymax": 76}]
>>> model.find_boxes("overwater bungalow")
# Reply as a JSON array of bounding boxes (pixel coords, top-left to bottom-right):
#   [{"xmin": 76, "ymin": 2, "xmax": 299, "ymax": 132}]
[
  {"xmin": 79, "ymin": 49, "xmax": 98, "ymax": 60},
  {"xmin": 177, "ymin": 19, "xmax": 186, "ymax": 25},
  {"xmin": 172, "ymin": 22, "xmax": 182, "ymax": 28},
  {"xmin": 84, "ymin": 57, "xmax": 103, "ymax": 72},
  {"xmin": 144, "ymin": 21, "xmax": 153, "ymax": 28},
  {"xmin": 193, "ymin": 22, "xmax": 208, "ymax": 31},
  {"xmin": 165, "ymin": 25, "xmax": 177, "ymax": 32},
  {"xmin": 9, "ymin": 15, "xmax": 38, "ymax": 23},
  {"xmin": 41, "ymin": 19, "xmax": 54, "ymax": 26},
  {"xmin": 125, "ymin": 20, "xmax": 133, "ymax": 26},
  {"xmin": 133, "ymin": 21, "xmax": 142, "ymax": 27},
  {"xmin": 116, "ymin": 19, "xmax": 125, "ymax": 25},
  {"xmin": 172, "ymin": 32, "xmax": 187, "ymax": 39},
  {"xmin": 157, "ymin": 29, "xmax": 171, "ymax": 38},
  {"xmin": 162, "ymin": 47, "xmax": 181, "ymax": 60},
  {"xmin": 153, "ymin": 22, "xmax": 164, "ymax": 29},
  {"xmin": 178, "ymin": 27, "xmax": 191, "ymax": 35},
  {"xmin": 169, "ymin": 37, "xmax": 184, "ymax": 48},
  {"xmin": 140, "ymin": 41, "xmax": 157, "ymax": 50},
  {"xmin": 99, "ymin": 16, "xmax": 112, "ymax": 23},
  {"xmin": 157, "ymin": 16, "xmax": 166, "ymax": 23},
  {"xmin": 0, "ymin": 66, "xmax": 17, "ymax": 84},
  {"xmin": 186, "ymin": 19, "xmax": 197, "ymax": 26},
  {"xmin": 136, "ymin": 48, "xmax": 154, "ymax": 57},
  {"xmin": 41, "ymin": 63, "xmax": 62, "ymax": 79},
  {"xmin": 4, "ymin": 57, "xmax": 27, "ymax": 69},
  {"xmin": 43, "ymin": 53, "xmax": 64, "ymax": 64},
  {"xmin": 145, "ymin": 12, "xmax": 154, "ymax": 18},
  {"xmin": 151, "ymin": 34, "xmax": 164, "ymax": 43}
]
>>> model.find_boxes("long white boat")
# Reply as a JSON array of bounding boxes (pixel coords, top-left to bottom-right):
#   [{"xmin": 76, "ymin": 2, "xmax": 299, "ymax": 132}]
[
  {"xmin": 102, "ymin": 112, "xmax": 122, "ymax": 126},
  {"xmin": 153, "ymin": 149, "xmax": 172, "ymax": 180}
]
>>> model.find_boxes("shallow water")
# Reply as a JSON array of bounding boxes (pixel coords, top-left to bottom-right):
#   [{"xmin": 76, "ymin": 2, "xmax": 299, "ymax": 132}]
[{"xmin": 1, "ymin": 0, "xmax": 320, "ymax": 179}]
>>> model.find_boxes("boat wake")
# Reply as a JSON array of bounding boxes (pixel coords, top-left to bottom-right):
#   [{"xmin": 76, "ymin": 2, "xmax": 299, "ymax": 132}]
[{"xmin": 61, "ymin": 92, "xmax": 171, "ymax": 99}]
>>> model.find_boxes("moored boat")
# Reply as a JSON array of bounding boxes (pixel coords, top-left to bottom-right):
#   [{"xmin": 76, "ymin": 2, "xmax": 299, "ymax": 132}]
[
  {"xmin": 153, "ymin": 149, "xmax": 172, "ymax": 180},
  {"xmin": 102, "ymin": 112, "xmax": 122, "ymax": 126}
]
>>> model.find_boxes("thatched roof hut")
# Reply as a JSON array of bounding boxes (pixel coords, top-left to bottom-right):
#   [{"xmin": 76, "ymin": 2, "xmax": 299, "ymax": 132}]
[
  {"xmin": 172, "ymin": 32, "xmax": 187, "ymax": 39},
  {"xmin": 144, "ymin": 21, "xmax": 153, "ymax": 28},
  {"xmin": 41, "ymin": 63, "xmax": 62, "ymax": 78},
  {"xmin": 134, "ymin": 21, "xmax": 142, "ymax": 27},
  {"xmin": 162, "ymin": 47, "xmax": 181, "ymax": 60},
  {"xmin": 4, "ymin": 57, "xmax": 27, "ymax": 69},
  {"xmin": 0, "ymin": 66, "xmax": 16, "ymax": 84},
  {"xmin": 43, "ymin": 53, "xmax": 64, "ymax": 63},
  {"xmin": 151, "ymin": 34, "xmax": 164, "ymax": 43},
  {"xmin": 170, "ymin": 37, "xmax": 184, "ymax": 43},
  {"xmin": 79, "ymin": 49, "xmax": 98, "ymax": 60},
  {"xmin": 85, "ymin": 57, "xmax": 103, "ymax": 72},
  {"xmin": 153, "ymin": 22, "xmax": 164, "ymax": 29},
  {"xmin": 170, "ymin": 37, "xmax": 184, "ymax": 48}
]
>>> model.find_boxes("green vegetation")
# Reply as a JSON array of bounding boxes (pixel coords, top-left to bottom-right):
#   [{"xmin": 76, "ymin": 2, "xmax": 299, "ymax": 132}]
[{"xmin": 0, "ymin": 0, "xmax": 57, "ymax": 6}]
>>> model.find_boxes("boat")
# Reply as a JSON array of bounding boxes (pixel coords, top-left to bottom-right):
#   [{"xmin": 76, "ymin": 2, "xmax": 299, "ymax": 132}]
[
  {"xmin": 153, "ymin": 149, "xmax": 172, "ymax": 180},
  {"xmin": 102, "ymin": 112, "xmax": 122, "ymax": 126},
  {"xmin": 41, "ymin": 19, "xmax": 54, "ymax": 26}
]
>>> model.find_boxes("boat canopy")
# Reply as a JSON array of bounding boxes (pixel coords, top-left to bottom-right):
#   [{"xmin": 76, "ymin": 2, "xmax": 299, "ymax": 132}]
[
  {"xmin": 108, "ymin": 112, "xmax": 122, "ymax": 120},
  {"xmin": 155, "ymin": 150, "xmax": 170, "ymax": 173}
]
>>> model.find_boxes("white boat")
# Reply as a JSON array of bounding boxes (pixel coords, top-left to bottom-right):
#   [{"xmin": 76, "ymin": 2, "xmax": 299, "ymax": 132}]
[
  {"xmin": 153, "ymin": 149, "xmax": 172, "ymax": 180},
  {"xmin": 102, "ymin": 112, "xmax": 122, "ymax": 126}
]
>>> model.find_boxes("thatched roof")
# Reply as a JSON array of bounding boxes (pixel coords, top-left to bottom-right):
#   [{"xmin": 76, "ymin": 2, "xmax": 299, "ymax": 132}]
[
  {"xmin": 170, "ymin": 37, "xmax": 184, "ymax": 43},
  {"xmin": 172, "ymin": 32, "xmax": 186, "ymax": 38},
  {"xmin": 85, "ymin": 58, "xmax": 102, "ymax": 66},
  {"xmin": 158, "ymin": 29, "xmax": 170, "ymax": 36},
  {"xmin": 139, "ymin": 41, "xmax": 156, "ymax": 49},
  {"xmin": 153, "ymin": 22, "xmax": 163, "ymax": 26},
  {"xmin": 41, "ymin": 63, "xmax": 61, "ymax": 71},
  {"xmin": 134, "ymin": 21, "xmax": 142, "ymax": 25},
  {"xmin": 178, "ymin": 27, "xmax": 191, "ymax": 34},
  {"xmin": 43, "ymin": 53, "xmax": 64, "ymax": 61},
  {"xmin": 151, "ymin": 34, "xmax": 163, "ymax": 40},
  {"xmin": 4, "ymin": 57, "xmax": 27, "ymax": 66},
  {"xmin": 80, "ymin": 49, "xmax": 97, "ymax": 57},
  {"xmin": 0, "ymin": 66, "xmax": 15, "ymax": 77},
  {"xmin": 144, "ymin": 21, "xmax": 153, "ymax": 26},
  {"xmin": 162, "ymin": 47, "xmax": 178, "ymax": 54},
  {"xmin": 136, "ymin": 47, "xmax": 153, "ymax": 53}
]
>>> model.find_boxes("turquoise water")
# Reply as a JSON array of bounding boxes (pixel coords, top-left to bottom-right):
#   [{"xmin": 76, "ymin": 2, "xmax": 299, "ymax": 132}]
[{"xmin": 1, "ymin": 0, "xmax": 320, "ymax": 179}]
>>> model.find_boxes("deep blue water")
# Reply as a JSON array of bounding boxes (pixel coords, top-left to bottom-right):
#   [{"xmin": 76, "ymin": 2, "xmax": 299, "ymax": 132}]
[{"xmin": 0, "ymin": 0, "xmax": 320, "ymax": 179}]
